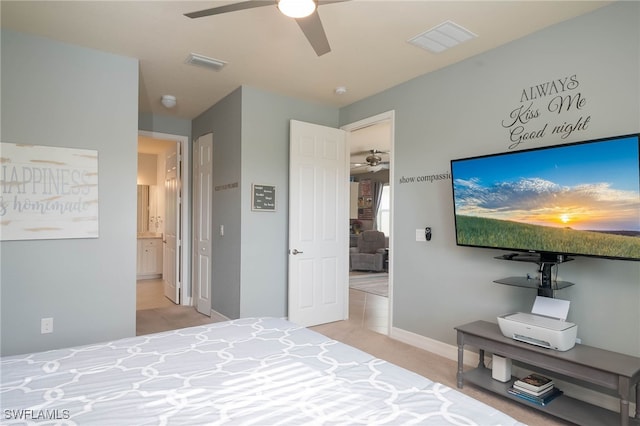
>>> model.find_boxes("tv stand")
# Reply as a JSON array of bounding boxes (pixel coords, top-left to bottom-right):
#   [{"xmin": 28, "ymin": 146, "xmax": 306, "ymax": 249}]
[
  {"xmin": 494, "ymin": 253, "xmax": 574, "ymax": 298},
  {"xmin": 455, "ymin": 321, "xmax": 640, "ymax": 426}
]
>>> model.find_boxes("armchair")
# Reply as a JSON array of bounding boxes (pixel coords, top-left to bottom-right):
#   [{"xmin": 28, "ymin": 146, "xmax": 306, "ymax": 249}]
[{"xmin": 349, "ymin": 230, "xmax": 387, "ymax": 272}]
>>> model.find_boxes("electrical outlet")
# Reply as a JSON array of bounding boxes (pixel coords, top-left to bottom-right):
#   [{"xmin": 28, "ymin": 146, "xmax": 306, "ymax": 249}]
[{"xmin": 41, "ymin": 317, "xmax": 53, "ymax": 334}]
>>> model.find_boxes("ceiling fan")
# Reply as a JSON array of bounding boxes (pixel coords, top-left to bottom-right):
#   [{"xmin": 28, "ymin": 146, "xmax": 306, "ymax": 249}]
[
  {"xmin": 351, "ymin": 149, "xmax": 390, "ymax": 173},
  {"xmin": 184, "ymin": 0, "xmax": 350, "ymax": 57}
]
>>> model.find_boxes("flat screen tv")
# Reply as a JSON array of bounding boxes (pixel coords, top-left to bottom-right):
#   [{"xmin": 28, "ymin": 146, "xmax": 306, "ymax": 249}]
[{"xmin": 450, "ymin": 134, "xmax": 640, "ymax": 261}]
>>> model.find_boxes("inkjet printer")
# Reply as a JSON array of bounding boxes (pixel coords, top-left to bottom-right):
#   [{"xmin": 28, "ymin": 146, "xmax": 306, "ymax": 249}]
[
  {"xmin": 497, "ymin": 296, "xmax": 578, "ymax": 352},
  {"xmin": 497, "ymin": 312, "xmax": 577, "ymax": 351}
]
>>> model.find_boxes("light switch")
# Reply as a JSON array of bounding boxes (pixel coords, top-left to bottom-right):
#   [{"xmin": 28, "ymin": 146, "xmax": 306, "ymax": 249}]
[
  {"xmin": 219, "ymin": 225, "xmax": 224, "ymax": 236},
  {"xmin": 415, "ymin": 229, "xmax": 426, "ymax": 242}
]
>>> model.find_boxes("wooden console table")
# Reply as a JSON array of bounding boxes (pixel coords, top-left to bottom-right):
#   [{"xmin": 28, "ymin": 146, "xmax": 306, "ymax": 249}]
[{"xmin": 455, "ymin": 321, "xmax": 640, "ymax": 426}]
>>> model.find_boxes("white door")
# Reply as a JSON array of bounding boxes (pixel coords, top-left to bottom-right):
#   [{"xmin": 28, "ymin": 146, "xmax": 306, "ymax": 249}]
[
  {"xmin": 163, "ymin": 143, "xmax": 180, "ymax": 304},
  {"xmin": 288, "ymin": 120, "xmax": 348, "ymax": 327},
  {"xmin": 193, "ymin": 134, "xmax": 213, "ymax": 315}
]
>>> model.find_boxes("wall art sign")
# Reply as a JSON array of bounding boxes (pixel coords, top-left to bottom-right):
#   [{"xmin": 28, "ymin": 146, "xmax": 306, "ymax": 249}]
[
  {"xmin": 251, "ymin": 184, "xmax": 276, "ymax": 211},
  {"xmin": 0, "ymin": 142, "xmax": 99, "ymax": 241},
  {"xmin": 501, "ymin": 74, "xmax": 592, "ymax": 149}
]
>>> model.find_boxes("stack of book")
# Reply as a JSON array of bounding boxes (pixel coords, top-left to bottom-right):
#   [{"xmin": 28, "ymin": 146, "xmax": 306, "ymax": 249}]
[{"xmin": 508, "ymin": 373, "xmax": 562, "ymax": 406}]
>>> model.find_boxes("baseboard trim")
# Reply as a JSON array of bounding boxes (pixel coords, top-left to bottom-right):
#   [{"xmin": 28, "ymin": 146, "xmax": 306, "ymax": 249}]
[
  {"xmin": 210, "ymin": 309, "xmax": 230, "ymax": 321},
  {"xmin": 390, "ymin": 326, "xmax": 479, "ymax": 367}
]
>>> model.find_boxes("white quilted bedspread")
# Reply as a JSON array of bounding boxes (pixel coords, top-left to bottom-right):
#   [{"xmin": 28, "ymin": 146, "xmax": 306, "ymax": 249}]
[{"xmin": 1, "ymin": 317, "xmax": 524, "ymax": 425}]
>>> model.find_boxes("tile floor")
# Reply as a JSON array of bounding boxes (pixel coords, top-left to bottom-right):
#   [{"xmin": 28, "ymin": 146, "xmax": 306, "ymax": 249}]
[
  {"xmin": 136, "ymin": 279, "xmax": 175, "ymax": 310},
  {"xmin": 345, "ymin": 287, "xmax": 389, "ymax": 334}
]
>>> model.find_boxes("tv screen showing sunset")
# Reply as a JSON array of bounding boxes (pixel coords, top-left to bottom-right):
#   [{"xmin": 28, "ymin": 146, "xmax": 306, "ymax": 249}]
[{"xmin": 451, "ymin": 135, "xmax": 640, "ymax": 260}]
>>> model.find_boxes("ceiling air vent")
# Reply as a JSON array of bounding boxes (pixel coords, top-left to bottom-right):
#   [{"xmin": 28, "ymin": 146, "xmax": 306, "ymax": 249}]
[
  {"xmin": 408, "ymin": 21, "xmax": 477, "ymax": 53},
  {"xmin": 185, "ymin": 53, "xmax": 227, "ymax": 71}
]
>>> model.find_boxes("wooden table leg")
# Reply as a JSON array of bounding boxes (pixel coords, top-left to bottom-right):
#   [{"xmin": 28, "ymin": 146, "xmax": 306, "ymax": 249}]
[
  {"xmin": 456, "ymin": 331, "xmax": 464, "ymax": 388},
  {"xmin": 619, "ymin": 376, "xmax": 630, "ymax": 426},
  {"xmin": 636, "ymin": 383, "xmax": 639, "ymax": 419}
]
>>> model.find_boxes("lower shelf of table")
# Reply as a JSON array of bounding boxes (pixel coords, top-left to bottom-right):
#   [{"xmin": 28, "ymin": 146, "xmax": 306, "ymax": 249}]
[{"xmin": 462, "ymin": 367, "xmax": 639, "ymax": 426}]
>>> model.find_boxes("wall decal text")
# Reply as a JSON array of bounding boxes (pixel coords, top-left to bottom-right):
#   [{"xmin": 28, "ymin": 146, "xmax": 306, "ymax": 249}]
[
  {"xmin": 501, "ymin": 74, "xmax": 592, "ymax": 149},
  {"xmin": 399, "ymin": 172, "xmax": 451, "ymax": 185},
  {"xmin": 214, "ymin": 182, "xmax": 238, "ymax": 191}
]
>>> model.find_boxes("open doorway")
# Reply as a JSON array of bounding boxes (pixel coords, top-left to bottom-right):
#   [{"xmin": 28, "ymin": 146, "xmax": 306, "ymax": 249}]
[
  {"xmin": 343, "ymin": 112, "xmax": 394, "ymax": 336},
  {"xmin": 136, "ymin": 131, "xmax": 191, "ymax": 317}
]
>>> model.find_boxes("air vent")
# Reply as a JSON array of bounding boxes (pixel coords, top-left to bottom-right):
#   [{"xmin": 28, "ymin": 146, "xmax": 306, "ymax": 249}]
[
  {"xmin": 408, "ymin": 21, "xmax": 477, "ymax": 53},
  {"xmin": 185, "ymin": 53, "xmax": 227, "ymax": 71}
]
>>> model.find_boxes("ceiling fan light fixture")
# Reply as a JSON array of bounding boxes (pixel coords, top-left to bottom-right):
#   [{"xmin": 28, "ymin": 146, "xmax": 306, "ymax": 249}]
[
  {"xmin": 365, "ymin": 153, "xmax": 382, "ymax": 166},
  {"xmin": 277, "ymin": 0, "xmax": 316, "ymax": 18}
]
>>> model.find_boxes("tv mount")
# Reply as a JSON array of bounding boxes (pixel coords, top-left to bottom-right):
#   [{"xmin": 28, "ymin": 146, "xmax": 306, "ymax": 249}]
[{"xmin": 494, "ymin": 253, "xmax": 574, "ymax": 298}]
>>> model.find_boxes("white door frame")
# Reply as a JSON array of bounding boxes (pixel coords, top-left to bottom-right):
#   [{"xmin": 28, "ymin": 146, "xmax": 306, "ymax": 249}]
[
  {"xmin": 138, "ymin": 130, "xmax": 191, "ymax": 306},
  {"xmin": 341, "ymin": 110, "xmax": 395, "ymax": 334}
]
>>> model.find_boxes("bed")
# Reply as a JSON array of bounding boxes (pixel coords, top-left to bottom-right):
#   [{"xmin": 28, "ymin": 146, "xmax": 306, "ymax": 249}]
[{"xmin": 1, "ymin": 317, "xmax": 524, "ymax": 425}]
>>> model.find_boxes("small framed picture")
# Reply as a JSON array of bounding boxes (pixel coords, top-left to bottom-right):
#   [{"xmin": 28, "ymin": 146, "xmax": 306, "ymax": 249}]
[{"xmin": 251, "ymin": 184, "xmax": 276, "ymax": 211}]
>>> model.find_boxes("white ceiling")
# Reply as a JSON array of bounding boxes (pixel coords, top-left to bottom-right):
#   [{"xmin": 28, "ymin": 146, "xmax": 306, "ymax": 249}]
[
  {"xmin": 1, "ymin": 1, "xmax": 609, "ymax": 121},
  {"xmin": 138, "ymin": 135, "xmax": 177, "ymax": 154}
]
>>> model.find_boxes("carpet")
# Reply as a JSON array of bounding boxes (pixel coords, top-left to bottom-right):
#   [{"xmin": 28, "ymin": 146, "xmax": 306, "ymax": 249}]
[{"xmin": 349, "ymin": 273, "xmax": 389, "ymax": 297}]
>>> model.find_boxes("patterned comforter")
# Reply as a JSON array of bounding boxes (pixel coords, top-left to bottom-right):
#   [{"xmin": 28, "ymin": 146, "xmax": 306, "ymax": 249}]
[{"xmin": 1, "ymin": 317, "xmax": 524, "ymax": 425}]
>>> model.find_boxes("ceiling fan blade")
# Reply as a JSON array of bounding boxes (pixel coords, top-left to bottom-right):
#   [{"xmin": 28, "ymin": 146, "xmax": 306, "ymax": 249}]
[
  {"xmin": 352, "ymin": 149, "xmax": 389, "ymax": 157},
  {"xmin": 185, "ymin": 1, "xmax": 272, "ymax": 19},
  {"xmin": 318, "ymin": 0, "xmax": 351, "ymax": 5},
  {"xmin": 295, "ymin": 10, "xmax": 331, "ymax": 56}
]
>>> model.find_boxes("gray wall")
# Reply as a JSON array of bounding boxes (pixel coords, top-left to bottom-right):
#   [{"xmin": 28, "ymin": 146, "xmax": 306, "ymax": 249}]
[
  {"xmin": 340, "ymin": 2, "xmax": 640, "ymax": 356},
  {"xmin": 192, "ymin": 88, "xmax": 244, "ymax": 319},
  {"xmin": 138, "ymin": 112, "xmax": 192, "ymax": 140},
  {"xmin": 192, "ymin": 86, "xmax": 338, "ymax": 319},
  {"xmin": 1, "ymin": 30, "xmax": 139, "ymax": 356},
  {"xmin": 239, "ymin": 87, "xmax": 338, "ymax": 317}
]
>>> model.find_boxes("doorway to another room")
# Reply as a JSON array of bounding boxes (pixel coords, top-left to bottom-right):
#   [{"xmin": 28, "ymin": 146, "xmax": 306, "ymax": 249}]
[
  {"xmin": 345, "ymin": 114, "xmax": 393, "ymax": 336},
  {"xmin": 136, "ymin": 131, "xmax": 202, "ymax": 335},
  {"xmin": 136, "ymin": 139, "xmax": 170, "ymax": 286}
]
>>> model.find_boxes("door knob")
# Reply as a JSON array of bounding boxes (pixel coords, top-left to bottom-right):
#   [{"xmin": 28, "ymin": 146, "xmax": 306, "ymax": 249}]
[{"xmin": 291, "ymin": 249, "xmax": 303, "ymax": 255}]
